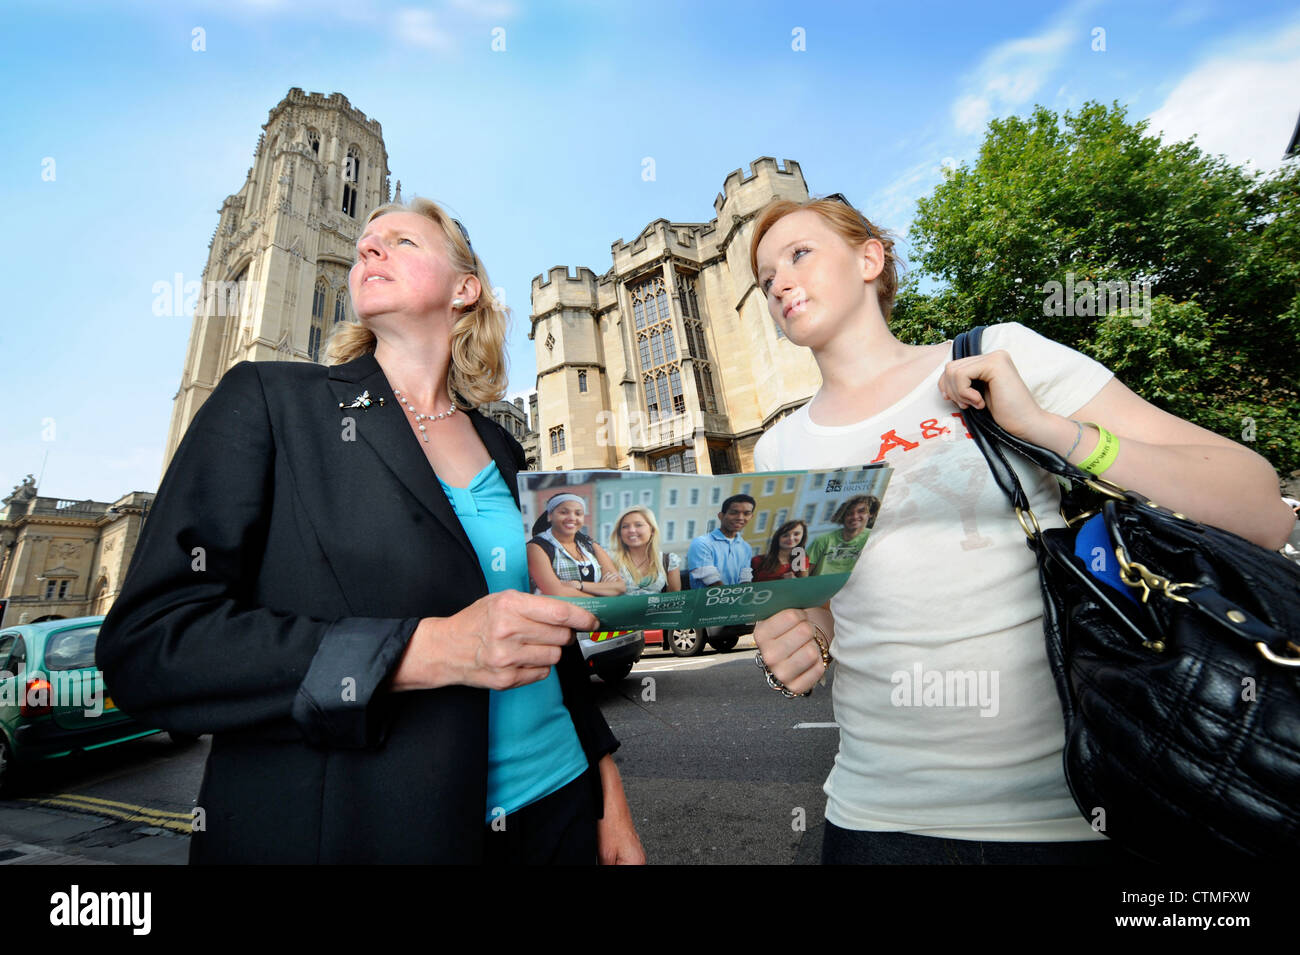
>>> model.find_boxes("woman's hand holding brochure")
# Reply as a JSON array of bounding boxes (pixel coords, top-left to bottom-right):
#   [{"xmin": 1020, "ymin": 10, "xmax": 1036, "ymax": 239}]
[{"xmin": 753, "ymin": 605, "xmax": 835, "ymax": 697}]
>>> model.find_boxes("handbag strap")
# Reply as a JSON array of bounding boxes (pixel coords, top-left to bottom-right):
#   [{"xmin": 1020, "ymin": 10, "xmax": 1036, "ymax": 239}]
[
  {"xmin": 953, "ymin": 326, "xmax": 1102, "ymax": 512},
  {"xmin": 952, "ymin": 327, "xmax": 1031, "ymax": 513},
  {"xmin": 955, "ymin": 331, "xmax": 1298, "ymax": 660}
]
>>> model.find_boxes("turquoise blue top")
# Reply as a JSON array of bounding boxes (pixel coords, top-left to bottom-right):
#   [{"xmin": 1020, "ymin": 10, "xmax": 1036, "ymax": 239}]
[{"xmin": 437, "ymin": 460, "xmax": 588, "ymax": 822}]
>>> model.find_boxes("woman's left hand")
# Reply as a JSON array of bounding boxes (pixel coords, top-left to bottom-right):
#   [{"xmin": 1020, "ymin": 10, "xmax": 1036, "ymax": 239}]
[
  {"xmin": 596, "ymin": 755, "xmax": 646, "ymax": 865},
  {"xmin": 938, "ymin": 349, "xmax": 1051, "ymax": 444}
]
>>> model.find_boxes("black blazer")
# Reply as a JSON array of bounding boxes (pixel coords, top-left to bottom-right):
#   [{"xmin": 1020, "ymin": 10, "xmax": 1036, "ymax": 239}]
[{"xmin": 97, "ymin": 353, "xmax": 618, "ymax": 863}]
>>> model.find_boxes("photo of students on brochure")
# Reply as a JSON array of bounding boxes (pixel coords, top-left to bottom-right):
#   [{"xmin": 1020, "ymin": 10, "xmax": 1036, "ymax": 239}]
[{"xmin": 518, "ymin": 465, "xmax": 891, "ymax": 631}]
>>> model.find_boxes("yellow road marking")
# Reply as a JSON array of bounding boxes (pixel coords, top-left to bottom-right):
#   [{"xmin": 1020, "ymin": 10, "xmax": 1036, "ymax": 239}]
[
  {"xmin": 34, "ymin": 792, "xmax": 192, "ymax": 821},
  {"xmin": 21, "ymin": 795, "xmax": 194, "ymax": 833}
]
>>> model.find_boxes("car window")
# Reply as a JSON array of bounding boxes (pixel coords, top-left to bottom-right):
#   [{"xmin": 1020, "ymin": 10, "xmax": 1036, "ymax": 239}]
[
  {"xmin": 0, "ymin": 633, "xmax": 14, "ymax": 672},
  {"xmin": 44, "ymin": 626, "xmax": 100, "ymax": 671}
]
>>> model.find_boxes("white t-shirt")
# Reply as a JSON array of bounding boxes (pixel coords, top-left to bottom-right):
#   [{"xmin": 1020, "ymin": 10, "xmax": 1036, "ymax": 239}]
[{"xmin": 754, "ymin": 322, "xmax": 1114, "ymax": 841}]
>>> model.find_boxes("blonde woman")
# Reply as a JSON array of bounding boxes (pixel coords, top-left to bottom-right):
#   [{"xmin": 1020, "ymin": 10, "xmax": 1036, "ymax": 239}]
[
  {"xmin": 99, "ymin": 197, "xmax": 644, "ymax": 865},
  {"xmin": 747, "ymin": 194, "xmax": 1292, "ymax": 864},
  {"xmin": 607, "ymin": 506, "xmax": 682, "ymax": 595}
]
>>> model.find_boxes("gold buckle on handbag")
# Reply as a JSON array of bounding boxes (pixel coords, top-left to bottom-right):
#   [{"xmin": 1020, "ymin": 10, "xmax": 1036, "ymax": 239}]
[
  {"xmin": 1015, "ymin": 505, "xmax": 1042, "ymax": 541},
  {"xmin": 1114, "ymin": 545, "xmax": 1194, "ymax": 606},
  {"xmin": 1257, "ymin": 642, "xmax": 1300, "ymax": 667}
]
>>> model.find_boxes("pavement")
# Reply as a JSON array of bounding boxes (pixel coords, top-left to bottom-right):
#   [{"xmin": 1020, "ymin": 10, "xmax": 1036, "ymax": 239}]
[{"xmin": 0, "ymin": 803, "xmax": 188, "ymax": 865}]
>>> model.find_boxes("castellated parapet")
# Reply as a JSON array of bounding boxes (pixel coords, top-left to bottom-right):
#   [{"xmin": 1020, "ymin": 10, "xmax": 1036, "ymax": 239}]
[
  {"xmin": 531, "ymin": 266, "xmax": 600, "ymax": 315},
  {"xmin": 267, "ymin": 88, "xmax": 385, "ymax": 141}
]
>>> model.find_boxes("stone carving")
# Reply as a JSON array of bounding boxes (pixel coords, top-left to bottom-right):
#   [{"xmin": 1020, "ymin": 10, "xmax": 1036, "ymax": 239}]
[
  {"xmin": 53, "ymin": 541, "xmax": 84, "ymax": 559},
  {"xmin": 7, "ymin": 475, "xmax": 37, "ymax": 502}
]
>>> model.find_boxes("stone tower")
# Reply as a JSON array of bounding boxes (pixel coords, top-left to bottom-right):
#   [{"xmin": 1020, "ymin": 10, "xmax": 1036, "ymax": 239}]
[
  {"xmin": 161, "ymin": 89, "xmax": 391, "ymax": 472},
  {"xmin": 530, "ymin": 157, "xmax": 820, "ymax": 474}
]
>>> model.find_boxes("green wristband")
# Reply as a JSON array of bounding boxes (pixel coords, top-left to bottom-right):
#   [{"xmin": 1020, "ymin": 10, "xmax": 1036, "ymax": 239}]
[{"xmin": 1078, "ymin": 423, "xmax": 1119, "ymax": 475}]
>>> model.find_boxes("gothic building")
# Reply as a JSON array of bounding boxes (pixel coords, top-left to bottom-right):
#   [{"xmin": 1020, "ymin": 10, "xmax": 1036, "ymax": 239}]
[
  {"xmin": 163, "ymin": 88, "xmax": 540, "ymax": 475},
  {"xmin": 530, "ymin": 157, "xmax": 823, "ymax": 475},
  {"xmin": 162, "ymin": 89, "xmax": 392, "ymax": 470}
]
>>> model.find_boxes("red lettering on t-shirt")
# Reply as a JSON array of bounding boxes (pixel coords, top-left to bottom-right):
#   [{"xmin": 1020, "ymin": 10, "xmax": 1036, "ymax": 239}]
[
  {"xmin": 871, "ymin": 429, "xmax": 921, "ymax": 463},
  {"xmin": 951, "ymin": 411, "xmax": 971, "ymax": 439},
  {"xmin": 919, "ymin": 418, "xmax": 950, "ymax": 439}
]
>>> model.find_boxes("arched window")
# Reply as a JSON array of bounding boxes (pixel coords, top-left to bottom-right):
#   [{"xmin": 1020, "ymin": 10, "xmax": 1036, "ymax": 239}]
[
  {"xmin": 668, "ymin": 367, "xmax": 684, "ymax": 414},
  {"xmin": 342, "ymin": 146, "xmax": 361, "ymax": 217},
  {"xmin": 333, "ymin": 294, "xmax": 347, "ymax": 325},
  {"xmin": 677, "ymin": 272, "xmax": 718, "ymax": 413},
  {"xmin": 309, "ymin": 278, "xmax": 328, "ymax": 361},
  {"xmin": 630, "ymin": 274, "xmax": 687, "ymax": 424},
  {"xmin": 644, "ymin": 371, "xmax": 671, "ymax": 422},
  {"xmin": 693, "ymin": 363, "xmax": 718, "ymax": 414},
  {"xmin": 307, "ymin": 128, "xmax": 320, "ymax": 156},
  {"xmin": 93, "ymin": 575, "xmax": 111, "ymax": 614},
  {"xmin": 656, "ymin": 373, "xmax": 670, "ymax": 417},
  {"xmin": 577, "ymin": 370, "xmax": 587, "ymax": 393}
]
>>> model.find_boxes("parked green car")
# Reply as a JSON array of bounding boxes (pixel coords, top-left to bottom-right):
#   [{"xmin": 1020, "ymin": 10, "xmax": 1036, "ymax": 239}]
[{"xmin": 0, "ymin": 615, "xmax": 172, "ymax": 792}]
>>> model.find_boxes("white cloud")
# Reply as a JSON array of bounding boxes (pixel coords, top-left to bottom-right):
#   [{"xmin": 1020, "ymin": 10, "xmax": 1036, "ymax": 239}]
[
  {"xmin": 951, "ymin": 21, "xmax": 1079, "ymax": 134},
  {"xmin": 952, "ymin": 94, "xmax": 993, "ymax": 135},
  {"xmin": 1146, "ymin": 23, "xmax": 1300, "ymax": 171},
  {"xmin": 867, "ymin": 157, "xmax": 950, "ymax": 235},
  {"xmin": 395, "ymin": 8, "xmax": 454, "ymax": 51}
]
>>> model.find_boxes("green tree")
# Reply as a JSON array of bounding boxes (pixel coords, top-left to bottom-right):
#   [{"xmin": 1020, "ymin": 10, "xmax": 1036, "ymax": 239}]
[{"xmin": 897, "ymin": 101, "xmax": 1300, "ymax": 476}]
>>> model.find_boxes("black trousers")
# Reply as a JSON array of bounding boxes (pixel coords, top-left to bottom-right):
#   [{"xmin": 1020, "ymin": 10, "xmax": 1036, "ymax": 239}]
[
  {"xmin": 822, "ymin": 820, "xmax": 1134, "ymax": 864},
  {"xmin": 482, "ymin": 767, "xmax": 598, "ymax": 865}
]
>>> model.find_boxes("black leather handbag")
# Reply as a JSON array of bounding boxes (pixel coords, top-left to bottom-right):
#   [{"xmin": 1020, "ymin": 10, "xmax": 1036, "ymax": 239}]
[{"xmin": 954, "ymin": 325, "xmax": 1300, "ymax": 862}]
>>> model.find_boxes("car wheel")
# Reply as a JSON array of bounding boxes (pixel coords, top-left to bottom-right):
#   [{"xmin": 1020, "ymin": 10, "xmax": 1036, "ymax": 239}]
[
  {"xmin": 669, "ymin": 628, "xmax": 705, "ymax": 657},
  {"xmin": 168, "ymin": 731, "xmax": 201, "ymax": 746},
  {"xmin": 708, "ymin": 633, "xmax": 741, "ymax": 652},
  {"xmin": 596, "ymin": 661, "xmax": 634, "ymax": 683}
]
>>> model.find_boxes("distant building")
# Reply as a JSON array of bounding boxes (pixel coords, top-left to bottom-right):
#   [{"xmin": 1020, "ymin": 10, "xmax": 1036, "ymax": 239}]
[
  {"xmin": 529, "ymin": 157, "xmax": 824, "ymax": 475},
  {"xmin": 478, "ymin": 395, "xmax": 540, "ymax": 470},
  {"xmin": 0, "ymin": 475, "xmax": 154, "ymax": 625}
]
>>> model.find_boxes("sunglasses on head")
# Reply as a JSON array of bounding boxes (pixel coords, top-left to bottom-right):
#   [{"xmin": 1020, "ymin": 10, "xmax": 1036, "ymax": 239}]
[
  {"xmin": 450, "ymin": 217, "xmax": 474, "ymax": 256},
  {"xmin": 819, "ymin": 192, "xmax": 876, "ymax": 238}
]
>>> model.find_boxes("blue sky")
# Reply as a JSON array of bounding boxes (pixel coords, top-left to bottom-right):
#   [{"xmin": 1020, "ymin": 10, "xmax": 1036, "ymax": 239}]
[{"xmin": 2, "ymin": 0, "xmax": 1298, "ymax": 502}]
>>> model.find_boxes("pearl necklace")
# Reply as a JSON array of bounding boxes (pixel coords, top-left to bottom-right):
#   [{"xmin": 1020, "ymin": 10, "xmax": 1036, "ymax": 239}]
[{"xmin": 393, "ymin": 388, "xmax": 457, "ymax": 442}]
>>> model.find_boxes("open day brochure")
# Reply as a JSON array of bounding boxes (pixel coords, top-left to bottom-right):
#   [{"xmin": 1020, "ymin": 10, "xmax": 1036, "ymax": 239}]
[{"xmin": 518, "ymin": 465, "xmax": 892, "ymax": 631}]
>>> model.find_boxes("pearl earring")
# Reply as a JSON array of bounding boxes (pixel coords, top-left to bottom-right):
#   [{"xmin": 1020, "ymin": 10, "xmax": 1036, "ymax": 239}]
[{"xmin": 451, "ymin": 298, "xmax": 465, "ymax": 308}]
